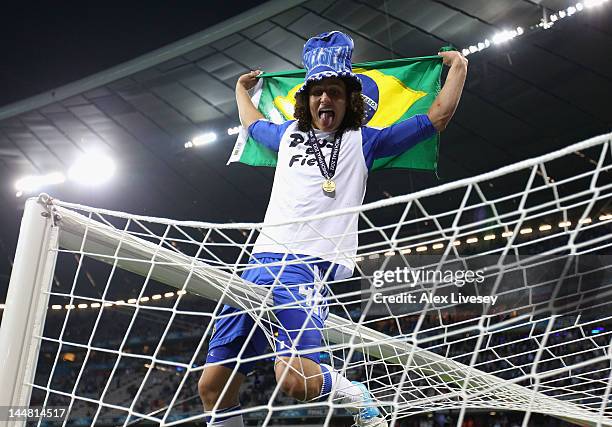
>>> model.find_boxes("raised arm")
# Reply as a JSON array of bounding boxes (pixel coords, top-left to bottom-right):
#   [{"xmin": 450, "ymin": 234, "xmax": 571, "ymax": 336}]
[
  {"xmin": 427, "ymin": 51, "xmax": 468, "ymax": 132},
  {"xmin": 236, "ymin": 70, "xmax": 265, "ymax": 129}
]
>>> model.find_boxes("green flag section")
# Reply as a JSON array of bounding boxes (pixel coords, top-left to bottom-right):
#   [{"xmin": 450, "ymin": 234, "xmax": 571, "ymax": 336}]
[{"xmin": 228, "ymin": 56, "xmax": 443, "ymax": 171}]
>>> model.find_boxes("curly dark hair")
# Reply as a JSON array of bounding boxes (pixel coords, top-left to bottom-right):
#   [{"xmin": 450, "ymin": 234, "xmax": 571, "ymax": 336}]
[{"xmin": 294, "ymin": 77, "xmax": 365, "ymax": 133}]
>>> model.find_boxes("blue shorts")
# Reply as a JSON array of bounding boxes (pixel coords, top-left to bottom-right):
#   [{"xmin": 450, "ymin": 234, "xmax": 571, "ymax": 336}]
[{"xmin": 206, "ymin": 253, "xmax": 337, "ymax": 375}]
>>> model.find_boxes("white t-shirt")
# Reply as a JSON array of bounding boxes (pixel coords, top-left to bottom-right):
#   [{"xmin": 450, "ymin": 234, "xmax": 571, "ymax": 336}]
[{"xmin": 248, "ymin": 115, "xmax": 436, "ymax": 278}]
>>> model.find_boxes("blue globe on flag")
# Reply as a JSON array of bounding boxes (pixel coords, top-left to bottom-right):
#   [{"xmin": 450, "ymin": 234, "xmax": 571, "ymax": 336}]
[{"xmin": 358, "ymin": 74, "xmax": 379, "ymax": 124}]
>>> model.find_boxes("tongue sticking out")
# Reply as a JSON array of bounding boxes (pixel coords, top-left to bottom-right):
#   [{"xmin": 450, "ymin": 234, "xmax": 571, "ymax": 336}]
[{"xmin": 320, "ymin": 111, "xmax": 334, "ymax": 128}]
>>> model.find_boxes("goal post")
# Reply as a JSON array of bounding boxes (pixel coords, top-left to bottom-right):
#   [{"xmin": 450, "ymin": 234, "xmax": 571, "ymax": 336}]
[{"xmin": 0, "ymin": 196, "xmax": 58, "ymax": 421}]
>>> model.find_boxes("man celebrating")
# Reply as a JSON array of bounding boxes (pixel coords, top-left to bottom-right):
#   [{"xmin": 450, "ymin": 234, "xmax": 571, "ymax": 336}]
[{"xmin": 199, "ymin": 31, "xmax": 467, "ymax": 427}]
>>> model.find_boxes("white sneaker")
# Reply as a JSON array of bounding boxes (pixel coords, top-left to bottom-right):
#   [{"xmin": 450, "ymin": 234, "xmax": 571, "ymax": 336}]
[{"xmin": 351, "ymin": 381, "xmax": 388, "ymax": 427}]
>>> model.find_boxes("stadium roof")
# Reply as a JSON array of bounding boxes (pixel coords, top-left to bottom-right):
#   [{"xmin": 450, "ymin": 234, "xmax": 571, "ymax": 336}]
[{"xmin": 0, "ymin": 0, "xmax": 611, "ymax": 261}]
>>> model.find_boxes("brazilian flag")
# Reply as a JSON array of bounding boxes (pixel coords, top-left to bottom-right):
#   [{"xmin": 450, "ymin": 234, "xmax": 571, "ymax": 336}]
[{"xmin": 228, "ymin": 56, "xmax": 443, "ymax": 171}]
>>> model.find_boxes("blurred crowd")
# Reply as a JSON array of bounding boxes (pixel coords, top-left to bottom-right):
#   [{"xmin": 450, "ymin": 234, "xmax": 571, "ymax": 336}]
[{"xmin": 30, "ymin": 303, "xmax": 609, "ymax": 426}]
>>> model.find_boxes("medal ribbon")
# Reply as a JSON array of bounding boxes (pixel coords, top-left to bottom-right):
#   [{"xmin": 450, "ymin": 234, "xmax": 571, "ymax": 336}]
[{"xmin": 308, "ymin": 128, "xmax": 342, "ymax": 181}]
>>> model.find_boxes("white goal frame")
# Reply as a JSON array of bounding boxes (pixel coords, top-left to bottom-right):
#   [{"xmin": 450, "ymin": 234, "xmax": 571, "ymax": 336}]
[{"xmin": 0, "ymin": 197, "xmax": 58, "ymax": 425}]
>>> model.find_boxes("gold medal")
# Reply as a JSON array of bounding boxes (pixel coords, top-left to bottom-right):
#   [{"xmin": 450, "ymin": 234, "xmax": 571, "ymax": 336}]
[{"xmin": 322, "ymin": 179, "xmax": 336, "ymax": 193}]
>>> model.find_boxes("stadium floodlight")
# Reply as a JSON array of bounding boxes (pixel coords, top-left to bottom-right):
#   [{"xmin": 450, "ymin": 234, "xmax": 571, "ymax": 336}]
[
  {"xmin": 186, "ymin": 132, "xmax": 217, "ymax": 148},
  {"xmin": 492, "ymin": 30, "xmax": 518, "ymax": 44},
  {"xmin": 15, "ymin": 172, "xmax": 65, "ymax": 195},
  {"xmin": 464, "ymin": 1, "xmax": 606, "ymax": 57},
  {"xmin": 585, "ymin": 0, "xmax": 606, "ymax": 7},
  {"xmin": 68, "ymin": 152, "xmax": 115, "ymax": 186},
  {"xmin": 227, "ymin": 126, "xmax": 241, "ymax": 136}
]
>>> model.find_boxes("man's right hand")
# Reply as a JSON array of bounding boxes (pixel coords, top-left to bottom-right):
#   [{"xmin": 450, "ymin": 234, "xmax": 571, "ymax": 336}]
[
  {"xmin": 236, "ymin": 70, "xmax": 262, "ymax": 91},
  {"xmin": 235, "ymin": 70, "xmax": 265, "ymax": 128}
]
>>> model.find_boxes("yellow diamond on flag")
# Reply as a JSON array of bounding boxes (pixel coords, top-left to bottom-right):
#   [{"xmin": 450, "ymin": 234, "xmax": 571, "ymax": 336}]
[
  {"xmin": 353, "ymin": 68, "xmax": 427, "ymax": 128},
  {"xmin": 272, "ymin": 68, "xmax": 427, "ymax": 127},
  {"xmin": 273, "ymin": 85, "xmax": 299, "ymax": 120}
]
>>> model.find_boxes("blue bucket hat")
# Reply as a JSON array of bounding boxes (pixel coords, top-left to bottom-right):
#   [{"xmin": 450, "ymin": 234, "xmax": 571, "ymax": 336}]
[{"xmin": 296, "ymin": 31, "xmax": 362, "ymax": 95}]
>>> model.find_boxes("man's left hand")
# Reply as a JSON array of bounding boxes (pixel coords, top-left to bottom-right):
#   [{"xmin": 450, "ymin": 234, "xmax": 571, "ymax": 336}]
[
  {"xmin": 427, "ymin": 50, "xmax": 468, "ymax": 132},
  {"xmin": 438, "ymin": 51, "xmax": 468, "ymax": 68}
]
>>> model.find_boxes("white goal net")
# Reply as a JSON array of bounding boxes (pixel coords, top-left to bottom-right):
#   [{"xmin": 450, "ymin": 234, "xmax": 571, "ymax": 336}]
[{"xmin": 1, "ymin": 132, "xmax": 611, "ymax": 427}]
